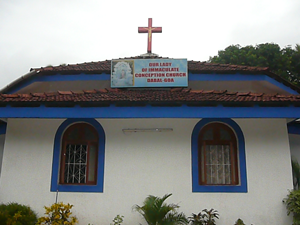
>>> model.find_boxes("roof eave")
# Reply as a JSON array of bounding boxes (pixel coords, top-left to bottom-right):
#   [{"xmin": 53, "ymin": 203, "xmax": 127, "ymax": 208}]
[{"xmin": 0, "ymin": 70, "xmax": 38, "ymax": 94}]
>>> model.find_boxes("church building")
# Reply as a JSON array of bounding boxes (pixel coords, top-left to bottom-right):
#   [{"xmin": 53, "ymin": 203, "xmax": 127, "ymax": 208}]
[{"xmin": 0, "ymin": 18, "xmax": 299, "ymax": 225}]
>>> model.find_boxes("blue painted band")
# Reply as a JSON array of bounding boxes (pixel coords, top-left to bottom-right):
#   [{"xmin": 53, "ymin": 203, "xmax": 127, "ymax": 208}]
[
  {"xmin": 263, "ymin": 76, "xmax": 298, "ymax": 95},
  {"xmin": 191, "ymin": 118, "xmax": 247, "ymax": 192},
  {"xmin": 37, "ymin": 73, "xmax": 110, "ymax": 81},
  {"xmin": 50, "ymin": 118, "xmax": 105, "ymax": 192},
  {"xmin": 0, "ymin": 105, "xmax": 300, "ymax": 118}
]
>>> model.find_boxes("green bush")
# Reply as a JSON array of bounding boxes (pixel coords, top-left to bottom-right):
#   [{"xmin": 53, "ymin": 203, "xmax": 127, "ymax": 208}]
[
  {"xmin": 283, "ymin": 189, "xmax": 300, "ymax": 225},
  {"xmin": 0, "ymin": 202, "xmax": 37, "ymax": 225}
]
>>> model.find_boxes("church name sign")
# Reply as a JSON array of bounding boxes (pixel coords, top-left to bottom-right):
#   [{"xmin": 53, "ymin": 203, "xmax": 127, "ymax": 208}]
[{"xmin": 111, "ymin": 59, "xmax": 188, "ymax": 88}]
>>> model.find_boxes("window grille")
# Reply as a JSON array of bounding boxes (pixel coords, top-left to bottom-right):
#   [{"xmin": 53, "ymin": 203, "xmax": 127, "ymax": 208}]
[
  {"xmin": 60, "ymin": 123, "xmax": 98, "ymax": 185},
  {"xmin": 199, "ymin": 123, "xmax": 238, "ymax": 185}
]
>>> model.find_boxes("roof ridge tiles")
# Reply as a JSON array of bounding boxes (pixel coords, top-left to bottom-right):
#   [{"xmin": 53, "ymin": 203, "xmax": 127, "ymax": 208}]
[
  {"xmin": 106, "ymin": 88, "xmax": 121, "ymax": 92},
  {"xmin": 182, "ymin": 88, "xmax": 191, "ymax": 93},
  {"xmin": 18, "ymin": 93, "xmax": 32, "ymax": 98},
  {"xmin": 249, "ymin": 93, "xmax": 264, "ymax": 97},
  {"xmin": 226, "ymin": 91, "xmax": 238, "ymax": 95},
  {"xmin": 212, "ymin": 90, "xmax": 227, "ymax": 94},
  {"xmin": 44, "ymin": 92, "xmax": 58, "ymax": 96},
  {"xmin": 263, "ymin": 93, "xmax": 277, "ymax": 97},
  {"xmin": 201, "ymin": 90, "xmax": 215, "ymax": 94},
  {"xmin": 58, "ymin": 91, "xmax": 73, "ymax": 95},
  {"xmin": 236, "ymin": 92, "xmax": 250, "ymax": 96},
  {"xmin": 1, "ymin": 89, "xmax": 300, "ymax": 105},
  {"xmin": 83, "ymin": 90, "xmax": 97, "ymax": 94},
  {"xmin": 95, "ymin": 89, "xmax": 108, "ymax": 93},
  {"xmin": 30, "ymin": 58, "xmax": 274, "ymax": 77},
  {"xmin": 190, "ymin": 90, "xmax": 203, "ymax": 93},
  {"xmin": 1, "ymin": 94, "xmax": 19, "ymax": 98},
  {"xmin": 71, "ymin": 90, "xmax": 84, "ymax": 94},
  {"xmin": 171, "ymin": 88, "xmax": 183, "ymax": 92},
  {"xmin": 31, "ymin": 93, "xmax": 46, "ymax": 97},
  {"xmin": 276, "ymin": 94, "xmax": 293, "ymax": 98}
]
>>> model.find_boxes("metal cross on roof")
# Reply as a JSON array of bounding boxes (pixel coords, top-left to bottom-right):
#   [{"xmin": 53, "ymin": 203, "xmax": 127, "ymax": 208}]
[{"xmin": 138, "ymin": 18, "xmax": 162, "ymax": 53}]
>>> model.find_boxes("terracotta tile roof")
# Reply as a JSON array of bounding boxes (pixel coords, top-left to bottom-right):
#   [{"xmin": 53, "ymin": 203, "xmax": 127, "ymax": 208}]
[
  {"xmin": 0, "ymin": 89, "xmax": 299, "ymax": 107},
  {"xmin": 30, "ymin": 56, "xmax": 269, "ymax": 75},
  {"xmin": 1, "ymin": 55, "xmax": 297, "ymax": 96},
  {"xmin": 188, "ymin": 61, "xmax": 269, "ymax": 73}
]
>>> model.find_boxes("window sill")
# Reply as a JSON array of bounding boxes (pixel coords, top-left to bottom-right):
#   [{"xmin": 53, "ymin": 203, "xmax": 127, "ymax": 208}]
[
  {"xmin": 51, "ymin": 183, "xmax": 103, "ymax": 193},
  {"xmin": 192, "ymin": 184, "xmax": 247, "ymax": 193}
]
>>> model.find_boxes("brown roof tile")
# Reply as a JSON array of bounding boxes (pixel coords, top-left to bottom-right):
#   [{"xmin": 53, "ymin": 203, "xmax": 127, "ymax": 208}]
[
  {"xmin": 58, "ymin": 91, "xmax": 73, "ymax": 95},
  {"xmin": 0, "ymin": 89, "xmax": 299, "ymax": 106},
  {"xmin": 0, "ymin": 56, "xmax": 294, "ymax": 95},
  {"xmin": 30, "ymin": 56, "xmax": 270, "ymax": 75}
]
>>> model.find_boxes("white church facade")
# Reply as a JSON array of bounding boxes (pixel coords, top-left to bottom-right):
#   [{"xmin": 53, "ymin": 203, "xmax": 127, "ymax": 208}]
[{"xmin": 0, "ymin": 56, "xmax": 299, "ymax": 224}]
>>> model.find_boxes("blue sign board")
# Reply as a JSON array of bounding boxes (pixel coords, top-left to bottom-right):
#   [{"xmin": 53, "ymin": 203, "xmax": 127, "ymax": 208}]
[{"xmin": 111, "ymin": 59, "xmax": 188, "ymax": 88}]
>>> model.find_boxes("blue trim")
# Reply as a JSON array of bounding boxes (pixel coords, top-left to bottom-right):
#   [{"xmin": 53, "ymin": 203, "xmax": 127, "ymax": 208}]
[
  {"xmin": 0, "ymin": 105, "xmax": 300, "ymax": 118},
  {"xmin": 50, "ymin": 118, "xmax": 105, "ymax": 192},
  {"xmin": 264, "ymin": 76, "xmax": 298, "ymax": 95},
  {"xmin": 0, "ymin": 123, "xmax": 7, "ymax": 135},
  {"xmin": 191, "ymin": 118, "xmax": 247, "ymax": 192}
]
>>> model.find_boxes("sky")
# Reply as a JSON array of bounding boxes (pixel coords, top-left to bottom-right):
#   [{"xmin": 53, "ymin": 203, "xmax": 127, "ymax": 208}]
[{"xmin": 0, "ymin": 0, "xmax": 300, "ymax": 89}]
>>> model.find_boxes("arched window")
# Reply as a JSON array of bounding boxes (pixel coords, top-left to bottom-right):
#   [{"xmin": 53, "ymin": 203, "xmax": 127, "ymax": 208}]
[
  {"xmin": 198, "ymin": 123, "xmax": 238, "ymax": 185},
  {"xmin": 51, "ymin": 118, "xmax": 105, "ymax": 192},
  {"xmin": 60, "ymin": 123, "xmax": 99, "ymax": 185},
  {"xmin": 192, "ymin": 118, "xmax": 247, "ymax": 192}
]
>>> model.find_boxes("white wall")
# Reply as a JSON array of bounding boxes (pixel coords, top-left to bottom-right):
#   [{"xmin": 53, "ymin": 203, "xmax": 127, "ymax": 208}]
[
  {"xmin": 0, "ymin": 134, "xmax": 5, "ymax": 178},
  {"xmin": 0, "ymin": 118, "xmax": 293, "ymax": 225}
]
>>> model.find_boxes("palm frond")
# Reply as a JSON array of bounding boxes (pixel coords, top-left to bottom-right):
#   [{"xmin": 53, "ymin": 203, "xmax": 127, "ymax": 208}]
[{"xmin": 133, "ymin": 194, "xmax": 187, "ymax": 225}]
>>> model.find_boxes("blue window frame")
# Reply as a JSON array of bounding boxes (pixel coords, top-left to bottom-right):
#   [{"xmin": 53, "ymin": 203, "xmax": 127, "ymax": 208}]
[
  {"xmin": 51, "ymin": 118, "xmax": 105, "ymax": 192},
  {"xmin": 191, "ymin": 118, "xmax": 247, "ymax": 192}
]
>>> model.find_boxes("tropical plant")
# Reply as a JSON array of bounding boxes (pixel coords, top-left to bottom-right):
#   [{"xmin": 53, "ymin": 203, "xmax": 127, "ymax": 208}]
[
  {"xmin": 110, "ymin": 215, "xmax": 124, "ymax": 225},
  {"xmin": 36, "ymin": 202, "xmax": 78, "ymax": 225},
  {"xmin": 133, "ymin": 193, "xmax": 188, "ymax": 225},
  {"xmin": 188, "ymin": 212, "xmax": 203, "ymax": 225},
  {"xmin": 188, "ymin": 209, "xmax": 219, "ymax": 225},
  {"xmin": 234, "ymin": 218, "xmax": 245, "ymax": 225},
  {"xmin": 0, "ymin": 202, "xmax": 37, "ymax": 225},
  {"xmin": 283, "ymin": 189, "xmax": 300, "ymax": 225}
]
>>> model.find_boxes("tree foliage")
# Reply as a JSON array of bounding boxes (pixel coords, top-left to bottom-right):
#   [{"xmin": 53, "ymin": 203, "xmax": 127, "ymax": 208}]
[{"xmin": 209, "ymin": 43, "xmax": 300, "ymax": 86}]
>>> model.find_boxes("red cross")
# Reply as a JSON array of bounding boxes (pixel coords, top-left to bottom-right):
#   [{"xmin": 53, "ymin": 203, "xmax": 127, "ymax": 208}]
[{"xmin": 138, "ymin": 18, "xmax": 162, "ymax": 53}]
